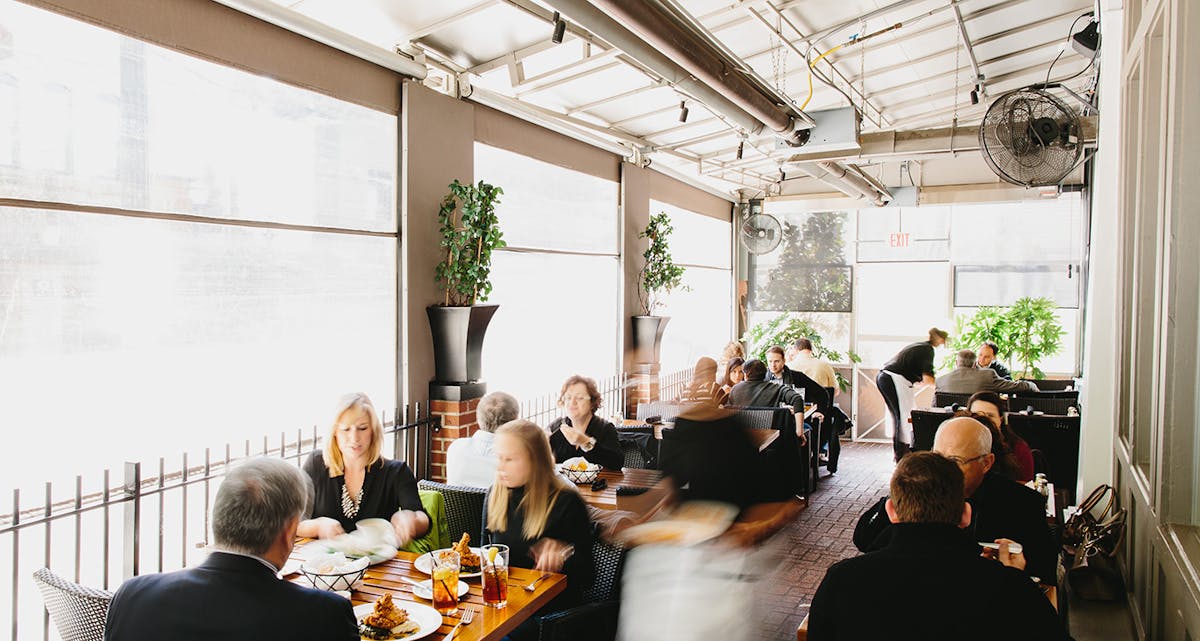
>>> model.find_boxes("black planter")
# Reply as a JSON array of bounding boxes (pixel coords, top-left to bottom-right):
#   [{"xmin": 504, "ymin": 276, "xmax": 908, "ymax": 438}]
[
  {"xmin": 427, "ymin": 304, "xmax": 499, "ymax": 383},
  {"xmin": 630, "ymin": 315, "xmax": 670, "ymax": 366}
]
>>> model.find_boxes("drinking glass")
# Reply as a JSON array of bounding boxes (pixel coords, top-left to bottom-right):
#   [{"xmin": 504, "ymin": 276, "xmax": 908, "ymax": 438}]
[
  {"xmin": 481, "ymin": 544, "xmax": 510, "ymax": 608},
  {"xmin": 431, "ymin": 549, "xmax": 461, "ymax": 615}
]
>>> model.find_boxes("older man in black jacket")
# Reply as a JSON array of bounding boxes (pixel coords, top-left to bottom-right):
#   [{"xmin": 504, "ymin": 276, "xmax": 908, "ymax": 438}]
[
  {"xmin": 853, "ymin": 416, "xmax": 1058, "ymax": 584},
  {"xmin": 810, "ymin": 451, "xmax": 1065, "ymax": 641},
  {"xmin": 105, "ymin": 458, "xmax": 358, "ymax": 641}
]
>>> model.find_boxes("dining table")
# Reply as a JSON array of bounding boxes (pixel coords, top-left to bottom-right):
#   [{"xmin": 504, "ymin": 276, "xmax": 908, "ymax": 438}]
[
  {"xmin": 286, "ymin": 540, "xmax": 566, "ymax": 641},
  {"xmin": 573, "ymin": 468, "xmax": 667, "ymax": 518}
]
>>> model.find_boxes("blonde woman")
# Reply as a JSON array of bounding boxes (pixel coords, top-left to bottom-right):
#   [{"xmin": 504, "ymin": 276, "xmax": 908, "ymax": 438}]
[
  {"xmin": 297, "ymin": 393, "xmax": 430, "ymax": 545},
  {"xmin": 486, "ymin": 420, "xmax": 594, "ymax": 609}
]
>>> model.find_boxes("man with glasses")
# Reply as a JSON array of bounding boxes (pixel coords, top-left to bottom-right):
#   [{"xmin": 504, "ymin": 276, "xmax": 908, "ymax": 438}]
[
  {"xmin": 852, "ymin": 417, "xmax": 1057, "ymax": 584},
  {"xmin": 809, "ymin": 452, "xmax": 1066, "ymax": 641}
]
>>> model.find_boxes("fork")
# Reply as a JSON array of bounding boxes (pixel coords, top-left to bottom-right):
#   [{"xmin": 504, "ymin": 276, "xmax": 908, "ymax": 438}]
[
  {"xmin": 444, "ymin": 607, "xmax": 473, "ymax": 640},
  {"xmin": 523, "ymin": 573, "xmax": 551, "ymax": 592}
]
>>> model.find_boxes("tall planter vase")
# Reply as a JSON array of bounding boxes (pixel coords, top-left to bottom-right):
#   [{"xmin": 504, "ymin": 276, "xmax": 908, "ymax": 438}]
[
  {"xmin": 427, "ymin": 304, "xmax": 499, "ymax": 383},
  {"xmin": 631, "ymin": 315, "xmax": 670, "ymax": 368}
]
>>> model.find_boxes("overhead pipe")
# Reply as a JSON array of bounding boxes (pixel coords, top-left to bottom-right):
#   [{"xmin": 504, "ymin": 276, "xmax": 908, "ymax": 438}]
[
  {"xmin": 210, "ymin": 0, "xmax": 427, "ymax": 79},
  {"xmin": 540, "ymin": 0, "xmax": 768, "ymax": 137},
  {"xmin": 794, "ymin": 161, "xmax": 892, "ymax": 206},
  {"xmin": 585, "ymin": 0, "xmax": 809, "ymax": 145}
]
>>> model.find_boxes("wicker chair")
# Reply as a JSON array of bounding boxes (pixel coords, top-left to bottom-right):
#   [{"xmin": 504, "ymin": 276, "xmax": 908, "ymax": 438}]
[
  {"xmin": 932, "ymin": 391, "xmax": 972, "ymax": 409},
  {"xmin": 582, "ymin": 538, "xmax": 627, "ymax": 603},
  {"xmin": 32, "ymin": 567, "xmax": 113, "ymax": 641},
  {"xmin": 634, "ymin": 401, "xmax": 683, "ymax": 423},
  {"xmin": 537, "ymin": 536, "xmax": 627, "ymax": 641},
  {"xmin": 416, "ymin": 480, "xmax": 487, "ymax": 546}
]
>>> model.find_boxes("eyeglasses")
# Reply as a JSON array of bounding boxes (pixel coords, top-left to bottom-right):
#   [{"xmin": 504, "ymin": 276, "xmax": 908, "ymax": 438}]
[
  {"xmin": 941, "ymin": 453, "xmax": 990, "ymax": 466},
  {"xmin": 561, "ymin": 395, "xmax": 591, "ymax": 403}
]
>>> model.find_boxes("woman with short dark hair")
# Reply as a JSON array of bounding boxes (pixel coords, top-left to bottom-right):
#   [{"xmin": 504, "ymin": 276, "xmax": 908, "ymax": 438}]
[
  {"xmin": 545, "ymin": 375, "xmax": 623, "ymax": 469},
  {"xmin": 968, "ymin": 391, "xmax": 1034, "ymax": 482}
]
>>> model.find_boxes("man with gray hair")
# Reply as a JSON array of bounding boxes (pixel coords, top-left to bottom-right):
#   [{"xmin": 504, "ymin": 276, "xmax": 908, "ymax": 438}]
[
  {"xmin": 105, "ymin": 457, "xmax": 357, "ymax": 641},
  {"xmin": 935, "ymin": 349, "xmax": 1037, "ymax": 396},
  {"xmin": 446, "ymin": 391, "xmax": 520, "ymax": 487},
  {"xmin": 852, "ymin": 416, "xmax": 1057, "ymax": 584}
]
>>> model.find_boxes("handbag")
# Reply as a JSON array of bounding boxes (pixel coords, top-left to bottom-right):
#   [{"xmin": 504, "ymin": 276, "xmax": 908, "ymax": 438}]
[
  {"xmin": 1067, "ymin": 507, "xmax": 1127, "ymax": 601},
  {"xmin": 1062, "ymin": 484, "xmax": 1115, "ymax": 552}
]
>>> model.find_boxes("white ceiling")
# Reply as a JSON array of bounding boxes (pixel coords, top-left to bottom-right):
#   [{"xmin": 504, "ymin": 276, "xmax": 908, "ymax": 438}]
[{"xmin": 275, "ymin": 0, "xmax": 1098, "ymax": 196}]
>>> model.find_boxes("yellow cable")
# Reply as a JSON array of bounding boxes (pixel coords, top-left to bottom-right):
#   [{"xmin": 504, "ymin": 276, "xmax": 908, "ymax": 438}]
[{"xmin": 801, "ymin": 44, "xmax": 844, "ymax": 111}]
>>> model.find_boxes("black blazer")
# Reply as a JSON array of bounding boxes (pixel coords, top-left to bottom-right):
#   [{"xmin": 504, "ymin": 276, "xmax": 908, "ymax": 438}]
[
  {"xmin": 104, "ymin": 551, "xmax": 358, "ymax": 641},
  {"xmin": 809, "ymin": 523, "xmax": 1066, "ymax": 641},
  {"xmin": 853, "ymin": 472, "xmax": 1058, "ymax": 584},
  {"xmin": 302, "ymin": 452, "xmax": 427, "ymax": 533}
]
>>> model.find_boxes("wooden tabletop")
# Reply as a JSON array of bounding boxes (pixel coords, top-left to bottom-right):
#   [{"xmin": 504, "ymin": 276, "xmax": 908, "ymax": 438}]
[
  {"xmin": 573, "ymin": 468, "xmax": 666, "ymax": 517},
  {"xmin": 287, "ymin": 542, "xmax": 566, "ymax": 641}
]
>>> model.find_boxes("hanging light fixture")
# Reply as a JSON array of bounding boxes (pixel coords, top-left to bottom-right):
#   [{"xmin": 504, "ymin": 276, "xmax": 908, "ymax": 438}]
[{"xmin": 678, "ymin": 100, "xmax": 689, "ymax": 122}]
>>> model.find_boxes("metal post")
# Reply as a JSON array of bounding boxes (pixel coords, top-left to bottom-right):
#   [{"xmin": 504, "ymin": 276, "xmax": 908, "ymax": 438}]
[
  {"xmin": 122, "ymin": 462, "xmax": 141, "ymax": 580},
  {"xmin": 11, "ymin": 489, "xmax": 19, "ymax": 641}
]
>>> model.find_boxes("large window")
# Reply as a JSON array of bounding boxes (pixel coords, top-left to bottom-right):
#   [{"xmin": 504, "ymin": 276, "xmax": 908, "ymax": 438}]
[
  {"xmin": 652, "ymin": 200, "xmax": 732, "ymax": 373},
  {"xmin": 476, "ymin": 144, "xmax": 620, "ymax": 401},
  {"xmin": 0, "ymin": 3, "xmax": 398, "ymax": 500}
]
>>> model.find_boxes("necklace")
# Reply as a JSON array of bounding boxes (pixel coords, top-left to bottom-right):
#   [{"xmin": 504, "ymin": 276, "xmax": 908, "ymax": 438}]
[{"xmin": 340, "ymin": 483, "xmax": 363, "ymax": 519}]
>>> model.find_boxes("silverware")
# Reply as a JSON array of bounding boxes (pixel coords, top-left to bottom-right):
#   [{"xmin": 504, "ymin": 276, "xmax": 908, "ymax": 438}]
[
  {"xmin": 400, "ymin": 576, "xmax": 425, "ymax": 588},
  {"xmin": 523, "ymin": 573, "xmax": 551, "ymax": 592},
  {"xmin": 444, "ymin": 607, "xmax": 473, "ymax": 639}
]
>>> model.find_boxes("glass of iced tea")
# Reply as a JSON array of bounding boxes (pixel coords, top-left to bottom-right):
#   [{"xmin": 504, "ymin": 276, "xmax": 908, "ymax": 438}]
[
  {"xmin": 431, "ymin": 549, "xmax": 460, "ymax": 615},
  {"xmin": 481, "ymin": 544, "xmax": 509, "ymax": 608}
]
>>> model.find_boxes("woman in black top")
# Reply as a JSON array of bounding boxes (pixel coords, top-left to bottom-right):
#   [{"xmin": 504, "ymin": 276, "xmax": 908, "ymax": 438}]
[
  {"xmin": 876, "ymin": 328, "xmax": 948, "ymax": 461},
  {"xmin": 485, "ymin": 420, "xmax": 594, "ymax": 611},
  {"xmin": 297, "ymin": 393, "xmax": 430, "ymax": 545},
  {"xmin": 546, "ymin": 375, "xmax": 623, "ymax": 470}
]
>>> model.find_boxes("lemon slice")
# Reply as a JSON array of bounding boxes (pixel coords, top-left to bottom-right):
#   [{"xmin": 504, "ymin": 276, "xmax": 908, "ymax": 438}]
[{"xmin": 487, "ymin": 546, "xmax": 499, "ymax": 565}]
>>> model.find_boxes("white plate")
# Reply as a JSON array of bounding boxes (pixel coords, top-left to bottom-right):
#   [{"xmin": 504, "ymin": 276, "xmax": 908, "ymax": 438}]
[
  {"xmin": 410, "ymin": 579, "xmax": 470, "ymax": 601},
  {"xmin": 412, "ymin": 549, "xmax": 483, "ymax": 579},
  {"xmin": 354, "ymin": 599, "xmax": 443, "ymax": 641}
]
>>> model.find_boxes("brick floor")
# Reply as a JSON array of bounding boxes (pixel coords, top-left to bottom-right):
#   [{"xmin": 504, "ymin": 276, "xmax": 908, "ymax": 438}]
[{"xmin": 759, "ymin": 440, "xmax": 895, "ymax": 640}]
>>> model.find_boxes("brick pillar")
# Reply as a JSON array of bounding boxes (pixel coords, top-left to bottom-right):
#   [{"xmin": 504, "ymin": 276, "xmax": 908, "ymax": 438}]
[
  {"xmin": 625, "ymin": 364, "xmax": 661, "ymax": 419},
  {"xmin": 428, "ymin": 381, "xmax": 486, "ymax": 483},
  {"xmin": 429, "ymin": 398, "xmax": 479, "ymax": 483}
]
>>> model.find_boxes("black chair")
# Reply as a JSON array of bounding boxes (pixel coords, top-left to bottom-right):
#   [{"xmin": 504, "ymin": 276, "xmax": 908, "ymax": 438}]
[
  {"xmin": 634, "ymin": 401, "xmax": 683, "ymax": 423},
  {"xmin": 1012, "ymin": 389, "xmax": 1080, "ymax": 401},
  {"xmin": 1021, "ymin": 378, "xmax": 1077, "ymax": 391},
  {"xmin": 933, "ymin": 391, "xmax": 972, "ymax": 409},
  {"xmin": 416, "ymin": 480, "xmax": 486, "ymax": 545},
  {"xmin": 617, "ymin": 426, "xmax": 658, "ymax": 469},
  {"xmin": 910, "ymin": 408, "xmax": 954, "ymax": 452},
  {"xmin": 536, "ymin": 532, "xmax": 627, "ymax": 641},
  {"xmin": 729, "ymin": 407, "xmax": 811, "ymax": 498},
  {"xmin": 1006, "ymin": 413, "xmax": 1081, "ymax": 503},
  {"xmin": 1009, "ymin": 394, "xmax": 1080, "ymax": 416},
  {"xmin": 32, "ymin": 568, "xmax": 113, "ymax": 641}
]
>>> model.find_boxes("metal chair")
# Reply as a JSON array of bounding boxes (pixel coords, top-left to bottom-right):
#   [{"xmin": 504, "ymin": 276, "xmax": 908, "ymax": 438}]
[
  {"xmin": 416, "ymin": 480, "xmax": 487, "ymax": 545},
  {"xmin": 910, "ymin": 408, "xmax": 954, "ymax": 452},
  {"xmin": 1006, "ymin": 413, "xmax": 1082, "ymax": 503},
  {"xmin": 32, "ymin": 567, "xmax": 112, "ymax": 641},
  {"xmin": 536, "ymin": 535, "xmax": 627, "ymax": 641}
]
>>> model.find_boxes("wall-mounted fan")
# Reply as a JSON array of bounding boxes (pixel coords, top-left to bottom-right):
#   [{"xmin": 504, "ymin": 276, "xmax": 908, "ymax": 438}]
[
  {"xmin": 741, "ymin": 211, "xmax": 783, "ymax": 255},
  {"xmin": 978, "ymin": 87, "xmax": 1083, "ymax": 187}
]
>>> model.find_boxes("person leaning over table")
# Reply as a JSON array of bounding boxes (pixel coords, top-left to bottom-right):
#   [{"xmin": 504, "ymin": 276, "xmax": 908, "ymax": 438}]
[
  {"xmin": 728, "ymin": 359, "xmax": 813, "ymax": 439},
  {"xmin": 485, "ymin": 420, "xmax": 595, "ymax": 639},
  {"xmin": 297, "ymin": 392, "xmax": 430, "ymax": 545},
  {"xmin": 105, "ymin": 457, "xmax": 358, "ymax": 641},
  {"xmin": 809, "ymin": 451, "xmax": 1066, "ymax": 641},
  {"xmin": 546, "ymin": 374, "xmax": 623, "ymax": 470},
  {"xmin": 877, "ymin": 327, "xmax": 949, "ymax": 461}
]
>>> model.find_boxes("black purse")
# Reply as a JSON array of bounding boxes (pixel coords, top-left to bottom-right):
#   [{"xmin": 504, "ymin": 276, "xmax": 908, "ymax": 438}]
[
  {"xmin": 1067, "ymin": 507, "xmax": 1127, "ymax": 601},
  {"xmin": 1062, "ymin": 484, "xmax": 1115, "ymax": 554}
]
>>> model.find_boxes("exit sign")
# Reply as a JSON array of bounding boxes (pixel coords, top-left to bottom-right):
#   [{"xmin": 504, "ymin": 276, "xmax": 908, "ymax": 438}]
[{"xmin": 889, "ymin": 232, "xmax": 911, "ymax": 248}]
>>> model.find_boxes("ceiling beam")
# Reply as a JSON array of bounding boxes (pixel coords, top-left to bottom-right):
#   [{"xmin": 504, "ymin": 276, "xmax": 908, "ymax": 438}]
[
  {"xmin": 397, "ymin": 0, "xmax": 497, "ymax": 44},
  {"xmin": 514, "ymin": 59, "xmax": 624, "ymax": 97}
]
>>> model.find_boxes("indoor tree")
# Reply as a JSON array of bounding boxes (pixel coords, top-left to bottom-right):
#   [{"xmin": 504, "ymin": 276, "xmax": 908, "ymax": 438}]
[
  {"xmin": 742, "ymin": 314, "xmax": 861, "ymax": 392},
  {"xmin": 637, "ymin": 211, "xmax": 686, "ymax": 315}
]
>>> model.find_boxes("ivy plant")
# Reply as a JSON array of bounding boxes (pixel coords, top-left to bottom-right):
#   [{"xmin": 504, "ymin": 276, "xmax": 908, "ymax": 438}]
[
  {"xmin": 741, "ymin": 314, "xmax": 862, "ymax": 392},
  {"xmin": 435, "ymin": 179, "xmax": 505, "ymax": 307},
  {"xmin": 637, "ymin": 212, "xmax": 686, "ymax": 315}
]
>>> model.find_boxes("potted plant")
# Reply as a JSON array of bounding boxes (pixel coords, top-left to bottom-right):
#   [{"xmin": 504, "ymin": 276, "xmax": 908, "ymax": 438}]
[
  {"xmin": 427, "ymin": 179, "xmax": 505, "ymax": 383},
  {"xmin": 944, "ymin": 297, "xmax": 1065, "ymax": 379},
  {"xmin": 742, "ymin": 314, "xmax": 861, "ymax": 392},
  {"xmin": 631, "ymin": 212, "xmax": 686, "ymax": 366}
]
